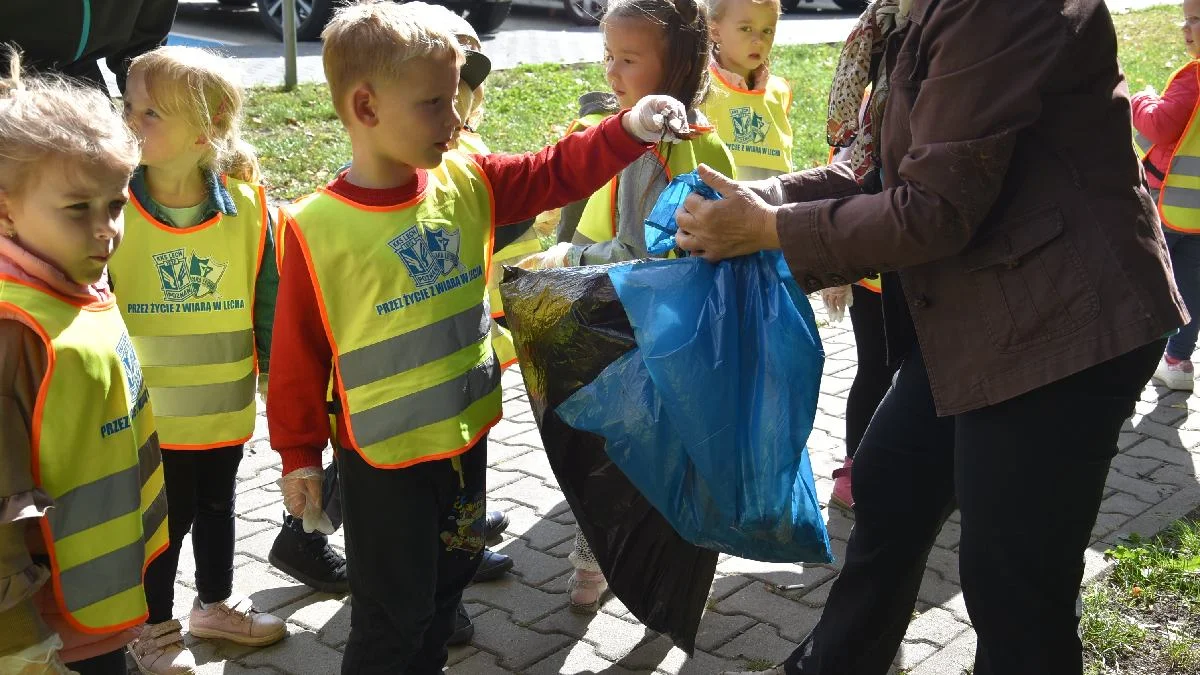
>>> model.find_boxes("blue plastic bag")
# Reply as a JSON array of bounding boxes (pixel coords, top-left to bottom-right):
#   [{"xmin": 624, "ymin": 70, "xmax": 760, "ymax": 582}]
[
  {"xmin": 643, "ymin": 171, "xmax": 721, "ymax": 256},
  {"xmin": 556, "ymin": 171, "xmax": 832, "ymax": 563}
]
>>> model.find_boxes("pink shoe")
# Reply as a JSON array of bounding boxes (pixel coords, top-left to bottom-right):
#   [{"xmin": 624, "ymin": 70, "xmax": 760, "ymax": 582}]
[
  {"xmin": 568, "ymin": 569, "xmax": 609, "ymax": 614},
  {"xmin": 830, "ymin": 457, "xmax": 854, "ymax": 511}
]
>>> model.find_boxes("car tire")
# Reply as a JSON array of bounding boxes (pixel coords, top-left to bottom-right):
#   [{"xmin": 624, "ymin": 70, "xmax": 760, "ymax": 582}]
[
  {"xmin": 464, "ymin": 2, "xmax": 512, "ymax": 34},
  {"xmin": 563, "ymin": 0, "xmax": 604, "ymax": 26},
  {"xmin": 255, "ymin": 0, "xmax": 337, "ymax": 41},
  {"xmin": 832, "ymin": 0, "xmax": 867, "ymax": 11},
  {"xmin": 217, "ymin": 0, "xmax": 254, "ymax": 6}
]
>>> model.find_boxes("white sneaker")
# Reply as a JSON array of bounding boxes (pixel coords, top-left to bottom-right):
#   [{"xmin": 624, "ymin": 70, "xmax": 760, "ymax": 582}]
[
  {"xmin": 1152, "ymin": 356, "xmax": 1195, "ymax": 391},
  {"xmin": 129, "ymin": 620, "xmax": 197, "ymax": 675},
  {"xmin": 188, "ymin": 596, "xmax": 286, "ymax": 647}
]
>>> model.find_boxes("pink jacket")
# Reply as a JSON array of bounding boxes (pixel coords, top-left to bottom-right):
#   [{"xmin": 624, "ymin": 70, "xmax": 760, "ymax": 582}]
[{"xmin": 1131, "ymin": 60, "xmax": 1200, "ymax": 190}]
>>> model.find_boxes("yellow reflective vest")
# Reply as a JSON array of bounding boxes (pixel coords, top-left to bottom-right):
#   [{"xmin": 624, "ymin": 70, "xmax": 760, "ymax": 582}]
[
  {"xmin": 1136, "ymin": 61, "xmax": 1200, "ymax": 233},
  {"xmin": 572, "ymin": 114, "xmax": 737, "ymax": 247},
  {"xmin": 111, "ymin": 176, "xmax": 266, "ymax": 450},
  {"xmin": 702, "ymin": 65, "xmax": 795, "ymax": 177},
  {"xmin": 282, "ymin": 152, "xmax": 502, "ymax": 468},
  {"xmin": 0, "ymin": 277, "xmax": 168, "ymax": 633},
  {"xmin": 456, "ymin": 132, "xmax": 526, "ymax": 369}
]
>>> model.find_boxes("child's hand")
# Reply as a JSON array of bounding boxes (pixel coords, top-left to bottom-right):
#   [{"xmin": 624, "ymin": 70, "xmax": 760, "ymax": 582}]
[
  {"xmin": 279, "ymin": 467, "xmax": 334, "ymax": 534},
  {"xmin": 820, "ymin": 285, "xmax": 854, "ymax": 323},
  {"xmin": 517, "ymin": 242, "xmax": 574, "ymax": 270},
  {"xmin": 623, "ymin": 95, "xmax": 690, "ymax": 144}
]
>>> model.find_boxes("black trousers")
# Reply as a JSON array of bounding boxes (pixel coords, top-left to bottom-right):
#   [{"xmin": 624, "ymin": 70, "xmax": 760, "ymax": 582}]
[
  {"xmin": 338, "ymin": 439, "xmax": 486, "ymax": 674},
  {"xmin": 65, "ymin": 648, "xmax": 127, "ymax": 675},
  {"xmin": 787, "ymin": 340, "xmax": 1163, "ymax": 675},
  {"xmin": 143, "ymin": 444, "xmax": 244, "ymax": 623},
  {"xmin": 844, "ymin": 285, "xmax": 895, "ymax": 459}
]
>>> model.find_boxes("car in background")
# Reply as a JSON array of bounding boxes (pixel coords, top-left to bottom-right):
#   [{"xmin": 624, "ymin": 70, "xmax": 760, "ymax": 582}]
[{"xmin": 216, "ymin": 0, "xmax": 512, "ymax": 40}]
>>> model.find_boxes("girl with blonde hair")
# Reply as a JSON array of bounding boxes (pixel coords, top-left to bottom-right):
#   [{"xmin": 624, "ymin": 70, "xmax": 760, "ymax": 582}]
[{"xmin": 110, "ymin": 45, "xmax": 284, "ymax": 675}]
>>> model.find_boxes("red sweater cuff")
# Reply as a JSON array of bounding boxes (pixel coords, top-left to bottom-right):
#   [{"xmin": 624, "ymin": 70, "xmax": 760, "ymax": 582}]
[{"xmin": 278, "ymin": 447, "xmax": 323, "ymax": 476}]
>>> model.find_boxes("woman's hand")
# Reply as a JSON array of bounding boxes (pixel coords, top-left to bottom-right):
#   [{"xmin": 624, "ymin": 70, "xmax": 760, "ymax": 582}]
[{"xmin": 675, "ymin": 165, "xmax": 781, "ymax": 262}]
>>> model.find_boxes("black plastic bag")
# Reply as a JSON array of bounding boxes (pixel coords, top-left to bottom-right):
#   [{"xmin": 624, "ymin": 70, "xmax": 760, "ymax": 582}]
[{"xmin": 499, "ymin": 264, "xmax": 717, "ymax": 654}]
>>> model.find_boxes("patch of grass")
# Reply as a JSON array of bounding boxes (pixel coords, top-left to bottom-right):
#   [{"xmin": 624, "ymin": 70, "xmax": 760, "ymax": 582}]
[
  {"xmin": 742, "ymin": 657, "xmax": 777, "ymax": 671},
  {"xmin": 243, "ymin": 5, "xmax": 1189, "ymax": 200},
  {"xmin": 1082, "ymin": 515, "xmax": 1200, "ymax": 674}
]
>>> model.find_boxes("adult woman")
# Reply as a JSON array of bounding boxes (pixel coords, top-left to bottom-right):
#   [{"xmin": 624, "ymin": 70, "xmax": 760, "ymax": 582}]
[{"xmin": 679, "ymin": 1, "xmax": 1186, "ymax": 674}]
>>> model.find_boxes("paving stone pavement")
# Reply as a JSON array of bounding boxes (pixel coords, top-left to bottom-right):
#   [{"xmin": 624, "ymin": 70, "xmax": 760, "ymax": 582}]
[{"xmin": 133, "ymin": 300, "xmax": 1200, "ymax": 675}]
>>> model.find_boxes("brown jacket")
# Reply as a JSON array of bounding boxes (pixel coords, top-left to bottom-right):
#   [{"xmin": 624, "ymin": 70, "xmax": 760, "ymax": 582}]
[{"xmin": 774, "ymin": 0, "xmax": 1187, "ymax": 416}]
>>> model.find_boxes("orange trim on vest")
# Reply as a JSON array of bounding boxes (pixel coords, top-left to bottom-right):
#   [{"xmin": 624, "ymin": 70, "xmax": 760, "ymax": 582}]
[
  {"xmin": 0, "ymin": 274, "xmax": 115, "ymax": 311},
  {"xmin": 709, "ymin": 63, "xmax": 762, "ymax": 96},
  {"xmin": 316, "ymin": 183, "xmax": 427, "ymax": 213},
  {"xmin": 1159, "ymin": 63, "xmax": 1200, "ymax": 233},
  {"xmin": 129, "ymin": 191, "xmax": 222, "ymax": 235}
]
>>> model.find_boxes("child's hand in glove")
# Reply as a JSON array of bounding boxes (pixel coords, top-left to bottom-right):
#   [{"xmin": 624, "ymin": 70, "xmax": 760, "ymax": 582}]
[
  {"xmin": 278, "ymin": 467, "xmax": 334, "ymax": 534},
  {"xmin": 821, "ymin": 285, "xmax": 854, "ymax": 324},
  {"xmin": 622, "ymin": 94, "xmax": 692, "ymax": 144},
  {"xmin": 517, "ymin": 241, "xmax": 574, "ymax": 270}
]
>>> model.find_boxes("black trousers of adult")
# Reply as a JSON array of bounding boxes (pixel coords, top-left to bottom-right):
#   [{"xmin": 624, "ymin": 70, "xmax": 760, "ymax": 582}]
[
  {"xmin": 65, "ymin": 648, "xmax": 127, "ymax": 675},
  {"xmin": 337, "ymin": 438, "xmax": 486, "ymax": 675},
  {"xmin": 143, "ymin": 444, "xmax": 244, "ymax": 624},
  {"xmin": 844, "ymin": 285, "xmax": 895, "ymax": 459},
  {"xmin": 786, "ymin": 339, "xmax": 1163, "ymax": 675}
]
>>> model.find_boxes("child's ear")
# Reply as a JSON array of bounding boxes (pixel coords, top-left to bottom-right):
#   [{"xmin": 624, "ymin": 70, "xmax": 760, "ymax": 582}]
[
  {"xmin": 352, "ymin": 84, "xmax": 380, "ymax": 128},
  {"xmin": 0, "ymin": 189, "xmax": 16, "ymax": 238}
]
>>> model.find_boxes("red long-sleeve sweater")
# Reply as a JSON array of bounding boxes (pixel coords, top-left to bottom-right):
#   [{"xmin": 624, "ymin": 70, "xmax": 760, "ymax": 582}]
[
  {"xmin": 1132, "ymin": 60, "xmax": 1200, "ymax": 190},
  {"xmin": 269, "ymin": 112, "xmax": 648, "ymax": 474}
]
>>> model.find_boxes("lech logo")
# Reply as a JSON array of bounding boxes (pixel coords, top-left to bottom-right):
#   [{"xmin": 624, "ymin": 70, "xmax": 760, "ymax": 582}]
[
  {"xmin": 115, "ymin": 331, "xmax": 144, "ymax": 402},
  {"xmin": 731, "ymin": 106, "xmax": 768, "ymax": 145},
  {"xmin": 153, "ymin": 248, "xmax": 228, "ymax": 302},
  {"xmin": 389, "ymin": 223, "xmax": 464, "ymax": 287}
]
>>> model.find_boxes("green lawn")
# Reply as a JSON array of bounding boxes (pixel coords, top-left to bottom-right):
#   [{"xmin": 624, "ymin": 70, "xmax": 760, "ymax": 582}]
[{"xmin": 244, "ymin": 4, "xmax": 1187, "ymax": 200}]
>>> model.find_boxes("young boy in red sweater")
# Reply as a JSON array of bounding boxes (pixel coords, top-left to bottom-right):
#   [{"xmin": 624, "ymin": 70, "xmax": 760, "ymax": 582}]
[{"xmin": 266, "ymin": 2, "xmax": 688, "ymax": 672}]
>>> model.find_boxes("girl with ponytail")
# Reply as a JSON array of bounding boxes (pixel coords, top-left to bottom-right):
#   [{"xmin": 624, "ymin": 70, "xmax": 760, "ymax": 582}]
[{"xmin": 110, "ymin": 45, "xmax": 284, "ymax": 675}]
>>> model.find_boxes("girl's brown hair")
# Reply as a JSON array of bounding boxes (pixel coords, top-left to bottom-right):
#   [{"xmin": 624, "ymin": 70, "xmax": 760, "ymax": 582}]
[
  {"xmin": 0, "ymin": 46, "xmax": 139, "ymax": 194},
  {"xmin": 128, "ymin": 46, "xmax": 260, "ymax": 183},
  {"xmin": 602, "ymin": 0, "xmax": 712, "ymax": 109}
]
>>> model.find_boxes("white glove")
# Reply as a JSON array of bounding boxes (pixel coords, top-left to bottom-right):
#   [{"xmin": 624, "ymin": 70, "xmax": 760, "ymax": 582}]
[
  {"xmin": 517, "ymin": 241, "xmax": 574, "ymax": 270},
  {"xmin": 278, "ymin": 467, "xmax": 334, "ymax": 534},
  {"xmin": 821, "ymin": 285, "xmax": 854, "ymax": 324},
  {"xmin": 622, "ymin": 94, "xmax": 690, "ymax": 144},
  {"xmin": 1139, "ymin": 84, "xmax": 1158, "ymax": 98}
]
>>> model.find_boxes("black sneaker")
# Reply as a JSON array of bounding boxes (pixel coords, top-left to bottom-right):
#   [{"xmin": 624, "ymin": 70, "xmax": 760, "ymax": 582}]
[
  {"xmin": 483, "ymin": 510, "xmax": 509, "ymax": 546},
  {"xmin": 472, "ymin": 547, "xmax": 514, "ymax": 583},
  {"xmin": 447, "ymin": 603, "xmax": 474, "ymax": 646},
  {"xmin": 268, "ymin": 515, "xmax": 349, "ymax": 594}
]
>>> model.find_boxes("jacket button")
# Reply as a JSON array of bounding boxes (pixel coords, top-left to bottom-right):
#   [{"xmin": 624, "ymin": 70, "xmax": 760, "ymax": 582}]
[
  {"xmin": 805, "ymin": 276, "xmax": 822, "ymax": 291},
  {"xmin": 830, "ymin": 274, "xmax": 847, "ymax": 285},
  {"xmin": 913, "ymin": 295, "xmax": 930, "ymax": 309}
]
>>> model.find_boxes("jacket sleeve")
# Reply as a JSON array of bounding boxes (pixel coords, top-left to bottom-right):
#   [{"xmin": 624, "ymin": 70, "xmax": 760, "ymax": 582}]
[
  {"xmin": 774, "ymin": 1, "xmax": 1067, "ymax": 287},
  {"xmin": 1131, "ymin": 66, "xmax": 1200, "ymax": 146},
  {"xmin": 266, "ymin": 222, "xmax": 330, "ymax": 475},
  {"xmin": 476, "ymin": 113, "xmax": 651, "ymax": 227},
  {"xmin": 253, "ymin": 208, "xmax": 280, "ymax": 375},
  {"xmin": 0, "ymin": 319, "xmax": 54, "ymax": 658}
]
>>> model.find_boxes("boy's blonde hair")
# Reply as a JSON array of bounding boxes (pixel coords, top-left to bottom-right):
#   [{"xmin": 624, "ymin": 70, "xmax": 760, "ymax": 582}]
[
  {"xmin": 128, "ymin": 46, "xmax": 260, "ymax": 183},
  {"xmin": 707, "ymin": 0, "xmax": 781, "ymax": 21},
  {"xmin": 0, "ymin": 47, "xmax": 139, "ymax": 195},
  {"xmin": 321, "ymin": 1, "xmax": 464, "ymax": 122}
]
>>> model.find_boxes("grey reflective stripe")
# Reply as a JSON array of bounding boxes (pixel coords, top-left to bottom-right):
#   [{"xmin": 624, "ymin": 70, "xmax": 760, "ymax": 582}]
[
  {"xmin": 50, "ymin": 435, "xmax": 162, "ymax": 541},
  {"xmin": 149, "ymin": 370, "xmax": 255, "ymax": 417},
  {"xmin": 339, "ymin": 303, "xmax": 489, "ymax": 390},
  {"xmin": 1135, "ymin": 132, "xmax": 1154, "ymax": 154},
  {"xmin": 1171, "ymin": 155, "xmax": 1200, "ymax": 177},
  {"xmin": 349, "ymin": 356, "xmax": 499, "ymax": 447},
  {"xmin": 59, "ymin": 539, "xmax": 143, "ymax": 612},
  {"xmin": 1162, "ymin": 185, "xmax": 1200, "ymax": 209},
  {"xmin": 141, "ymin": 485, "xmax": 168, "ymax": 538},
  {"xmin": 132, "ymin": 330, "xmax": 254, "ymax": 367}
]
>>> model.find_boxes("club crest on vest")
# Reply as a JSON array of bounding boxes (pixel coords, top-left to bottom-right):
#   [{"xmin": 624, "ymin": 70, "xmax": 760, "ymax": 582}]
[
  {"xmin": 731, "ymin": 106, "xmax": 769, "ymax": 145},
  {"xmin": 115, "ymin": 331, "xmax": 145, "ymax": 403},
  {"xmin": 153, "ymin": 248, "xmax": 229, "ymax": 302},
  {"xmin": 389, "ymin": 222, "xmax": 465, "ymax": 287}
]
